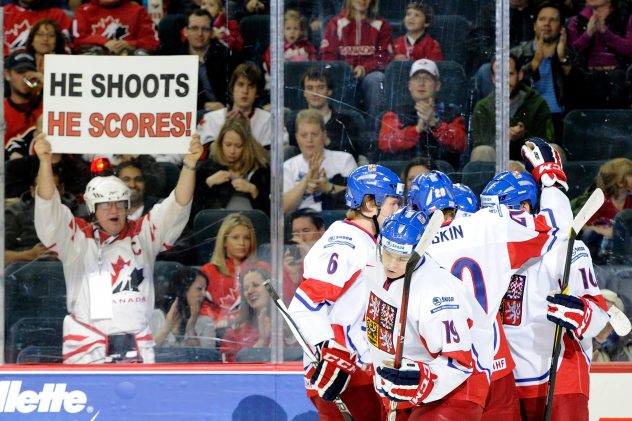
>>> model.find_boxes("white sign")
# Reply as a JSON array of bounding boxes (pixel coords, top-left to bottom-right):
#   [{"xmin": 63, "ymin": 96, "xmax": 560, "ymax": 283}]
[{"xmin": 43, "ymin": 55, "xmax": 198, "ymax": 154}]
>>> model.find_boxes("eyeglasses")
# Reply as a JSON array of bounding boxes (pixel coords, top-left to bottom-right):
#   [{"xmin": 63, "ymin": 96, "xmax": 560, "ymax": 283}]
[
  {"xmin": 96, "ymin": 201, "xmax": 128, "ymax": 210},
  {"xmin": 187, "ymin": 26, "xmax": 212, "ymax": 33},
  {"xmin": 120, "ymin": 176, "xmax": 144, "ymax": 184}
]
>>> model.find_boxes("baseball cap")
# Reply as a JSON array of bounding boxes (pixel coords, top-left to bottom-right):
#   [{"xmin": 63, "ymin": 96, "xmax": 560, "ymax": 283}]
[
  {"xmin": 601, "ymin": 289, "xmax": 625, "ymax": 313},
  {"xmin": 5, "ymin": 51, "xmax": 37, "ymax": 72},
  {"xmin": 409, "ymin": 59, "xmax": 439, "ymax": 79}
]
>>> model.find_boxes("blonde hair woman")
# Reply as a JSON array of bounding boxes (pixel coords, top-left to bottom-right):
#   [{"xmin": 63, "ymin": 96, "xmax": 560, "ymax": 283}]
[{"xmin": 199, "ymin": 213, "xmax": 258, "ymax": 328}]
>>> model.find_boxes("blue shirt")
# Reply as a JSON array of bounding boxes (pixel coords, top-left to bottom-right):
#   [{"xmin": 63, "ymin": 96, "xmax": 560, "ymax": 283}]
[{"xmin": 534, "ymin": 55, "xmax": 563, "ymax": 114}]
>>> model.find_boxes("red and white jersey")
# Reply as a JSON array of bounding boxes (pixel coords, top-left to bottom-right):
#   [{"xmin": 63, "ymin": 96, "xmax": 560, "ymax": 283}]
[
  {"xmin": 364, "ymin": 257, "xmax": 475, "ymax": 406},
  {"xmin": 34, "ymin": 189, "xmax": 191, "ymax": 362},
  {"xmin": 426, "ymin": 187, "xmax": 572, "ymax": 381},
  {"xmin": 503, "ymin": 240, "xmax": 609, "ymax": 398},
  {"xmin": 3, "ymin": 4, "xmax": 72, "ymax": 55},
  {"xmin": 288, "ymin": 219, "xmax": 377, "ymax": 366}
]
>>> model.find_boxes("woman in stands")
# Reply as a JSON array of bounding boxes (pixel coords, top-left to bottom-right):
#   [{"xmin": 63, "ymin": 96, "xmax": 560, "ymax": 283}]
[
  {"xmin": 152, "ymin": 267, "xmax": 216, "ymax": 348},
  {"xmin": 25, "ymin": 19, "xmax": 66, "ymax": 73},
  {"xmin": 199, "ymin": 213, "xmax": 260, "ymax": 328},
  {"xmin": 194, "ymin": 117, "xmax": 271, "ymax": 216}
]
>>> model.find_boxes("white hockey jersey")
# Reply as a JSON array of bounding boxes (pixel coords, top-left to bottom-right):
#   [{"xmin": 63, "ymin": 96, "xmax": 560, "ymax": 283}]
[
  {"xmin": 364, "ymin": 256, "xmax": 476, "ymax": 408},
  {"xmin": 503, "ymin": 240, "xmax": 609, "ymax": 398},
  {"xmin": 35, "ymin": 190, "xmax": 191, "ymax": 363},
  {"xmin": 288, "ymin": 219, "xmax": 377, "ymax": 367}
]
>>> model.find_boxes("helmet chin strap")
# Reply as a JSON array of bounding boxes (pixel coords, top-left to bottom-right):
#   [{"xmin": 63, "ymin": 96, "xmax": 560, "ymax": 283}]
[{"xmin": 356, "ymin": 207, "xmax": 381, "ymax": 236}]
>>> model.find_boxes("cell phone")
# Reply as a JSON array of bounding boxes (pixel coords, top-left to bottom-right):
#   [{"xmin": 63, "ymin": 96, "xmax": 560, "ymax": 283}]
[{"xmin": 286, "ymin": 241, "xmax": 302, "ymax": 261}]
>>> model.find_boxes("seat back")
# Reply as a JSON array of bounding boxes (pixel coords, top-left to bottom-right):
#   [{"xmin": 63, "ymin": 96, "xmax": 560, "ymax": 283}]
[
  {"xmin": 16, "ymin": 345, "xmax": 64, "ymax": 364},
  {"xmin": 460, "ymin": 161, "xmax": 495, "ymax": 197},
  {"xmin": 563, "ymin": 160, "xmax": 601, "ymax": 200},
  {"xmin": 235, "ymin": 347, "xmax": 304, "ymax": 362},
  {"xmin": 239, "ymin": 15, "xmax": 270, "ymax": 64},
  {"xmin": 7, "ymin": 317, "xmax": 64, "ymax": 364},
  {"xmin": 155, "ymin": 347, "xmax": 221, "ymax": 363},
  {"xmin": 563, "ymin": 110, "xmax": 632, "ymax": 161},
  {"xmin": 612, "ymin": 210, "xmax": 632, "ymax": 264},
  {"xmin": 427, "ymin": 15, "xmax": 472, "ymax": 64}
]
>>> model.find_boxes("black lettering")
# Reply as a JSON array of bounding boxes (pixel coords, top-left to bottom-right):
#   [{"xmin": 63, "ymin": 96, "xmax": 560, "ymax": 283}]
[
  {"xmin": 439, "ymin": 230, "xmax": 449, "ymax": 242},
  {"xmin": 68, "ymin": 73, "xmax": 83, "ymax": 97},
  {"xmin": 452, "ymin": 225, "xmax": 464, "ymax": 240},
  {"xmin": 143, "ymin": 74, "xmax": 159, "ymax": 98},
  {"xmin": 125, "ymin": 74, "xmax": 141, "ymax": 98},
  {"xmin": 175, "ymin": 73, "xmax": 189, "ymax": 97},
  {"xmin": 49, "ymin": 73, "xmax": 66, "ymax": 96},
  {"xmin": 160, "ymin": 74, "xmax": 175, "ymax": 96},
  {"xmin": 91, "ymin": 74, "xmax": 105, "ymax": 97},
  {"xmin": 107, "ymin": 74, "xmax": 124, "ymax": 98}
]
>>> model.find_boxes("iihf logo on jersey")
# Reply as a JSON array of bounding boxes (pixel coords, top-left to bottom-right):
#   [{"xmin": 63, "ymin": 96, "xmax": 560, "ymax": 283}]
[
  {"xmin": 366, "ymin": 292, "xmax": 396, "ymax": 354},
  {"xmin": 500, "ymin": 274, "xmax": 526, "ymax": 326},
  {"xmin": 110, "ymin": 256, "xmax": 145, "ymax": 294},
  {"xmin": 91, "ymin": 17, "xmax": 130, "ymax": 40}
]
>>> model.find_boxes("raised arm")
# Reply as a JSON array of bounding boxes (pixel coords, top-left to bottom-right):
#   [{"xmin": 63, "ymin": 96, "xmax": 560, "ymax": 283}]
[
  {"xmin": 33, "ymin": 133, "xmax": 56, "ymax": 200},
  {"xmin": 174, "ymin": 134, "xmax": 203, "ymax": 206}
]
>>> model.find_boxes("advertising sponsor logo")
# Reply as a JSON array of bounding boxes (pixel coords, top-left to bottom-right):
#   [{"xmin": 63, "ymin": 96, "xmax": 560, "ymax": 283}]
[{"xmin": 0, "ymin": 381, "xmax": 93, "ymax": 415}]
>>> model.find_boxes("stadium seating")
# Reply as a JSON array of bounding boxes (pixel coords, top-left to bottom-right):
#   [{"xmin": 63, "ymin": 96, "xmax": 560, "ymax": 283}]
[
  {"xmin": 155, "ymin": 347, "xmax": 221, "ymax": 363},
  {"xmin": 563, "ymin": 110, "xmax": 632, "ymax": 161},
  {"xmin": 563, "ymin": 160, "xmax": 601, "ymax": 200},
  {"xmin": 377, "ymin": 159, "xmax": 456, "ymax": 179},
  {"xmin": 235, "ymin": 347, "xmax": 303, "ymax": 362},
  {"xmin": 16, "ymin": 346, "xmax": 64, "ymax": 364},
  {"xmin": 158, "ymin": 161, "xmax": 180, "ymax": 198},
  {"xmin": 612, "ymin": 210, "xmax": 632, "ymax": 264},
  {"xmin": 460, "ymin": 160, "xmax": 495, "ymax": 197},
  {"xmin": 427, "ymin": 15, "xmax": 472, "ymax": 65},
  {"xmin": 7, "ymin": 317, "xmax": 64, "ymax": 364},
  {"xmin": 192, "ymin": 209, "xmax": 271, "ymax": 266},
  {"xmin": 239, "ymin": 15, "xmax": 271, "ymax": 64},
  {"xmin": 157, "ymin": 14, "xmax": 186, "ymax": 55}
]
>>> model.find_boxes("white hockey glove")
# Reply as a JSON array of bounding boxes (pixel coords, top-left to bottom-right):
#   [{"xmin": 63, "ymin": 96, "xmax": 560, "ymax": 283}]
[
  {"xmin": 307, "ymin": 339, "xmax": 357, "ymax": 401},
  {"xmin": 546, "ymin": 294, "xmax": 593, "ymax": 339},
  {"xmin": 521, "ymin": 137, "xmax": 568, "ymax": 191},
  {"xmin": 375, "ymin": 358, "xmax": 437, "ymax": 405}
]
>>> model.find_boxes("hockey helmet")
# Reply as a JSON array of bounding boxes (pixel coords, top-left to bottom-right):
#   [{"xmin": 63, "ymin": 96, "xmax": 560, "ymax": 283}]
[
  {"xmin": 345, "ymin": 164, "xmax": 404, "ymax": 209},
  {"xmin": 480, "ymin": 171, "xmax": 538, "ymax": 211},
  {"xmin": 407, "ymin": 170, "xmax": 456, "ymax": 213},
  {"xmin": 84, "ymin": 175, "xmax": 131, "ymax": 214},
  {"xmin": 453, "ymin": 183, "xmax": 479, "ymax": 214},
  {"xmin": 379, "ymin": 207, "xmax": 428, "ymax": 256}
]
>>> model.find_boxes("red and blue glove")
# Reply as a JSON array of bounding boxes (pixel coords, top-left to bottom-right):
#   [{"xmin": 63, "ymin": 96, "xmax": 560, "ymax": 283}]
[
  {"xmin": 546, "ymin": 294, "xmax": 593, "ymax": 339},
  {"xmin": 375, "ymin": 358, "xmax": 437, "ymax": 405},
  {"xmin": 521, "ymin": 137, "xmax": 568, "ymax": 191},
  {"xmin": 307, "ymin": 340, "xmax": 357, "ymax": 401}
]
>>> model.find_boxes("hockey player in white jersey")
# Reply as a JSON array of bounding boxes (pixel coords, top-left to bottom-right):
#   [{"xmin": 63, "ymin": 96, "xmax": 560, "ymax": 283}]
[
  {"xmin": 365, "ymin": 207, "xmax": 485, "ymax": 419},
  {"xmin": 488, "ymin": 172, "xmax": 610, "ymax": 421},
  {"xmin": 288, "ymin": 164, "xmax": 404, "ymax": 420},
  {"xmin": 33, "ymin": 133, "xmax": 202, "ymax": 364},
  {"xmin": 408, "ymin": 138, "xmax": 574, "ymax": 420}
]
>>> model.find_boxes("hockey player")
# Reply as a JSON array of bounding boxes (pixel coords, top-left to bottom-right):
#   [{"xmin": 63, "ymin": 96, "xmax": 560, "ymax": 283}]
[
  {"xmin": 288, "ymin": 164, "xmax": 404, "ymax": 420},
  {"xmin": 33, "ymin": 132, "xmax": 202, "ymax": 364},
  {"xmin": 408, "ymin": 138, "xmax": 574, "ymax": 420},
  {"xmin": 488, "ymin": 171, "xmax": 610, "ymax": 420},
  {"xmin": 365, "ymin": 207, "xmax": 482, "ymax": 419},
  {"xmin": 453, "ymin": 183, "xmax": 479, "ymax": 218}
]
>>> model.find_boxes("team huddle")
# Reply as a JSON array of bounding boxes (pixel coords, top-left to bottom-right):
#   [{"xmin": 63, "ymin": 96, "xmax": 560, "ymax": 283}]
[{"xmin": 287, "ymin": 138, "xmax": 609, "ymax": 421}]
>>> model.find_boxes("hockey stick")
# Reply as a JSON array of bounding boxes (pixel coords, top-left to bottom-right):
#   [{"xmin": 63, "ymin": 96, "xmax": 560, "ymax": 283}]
[
  {"xmin": 387, "ymin": 211, "xmax": 445, "ymax": 421},
  {"xmin": 544, "ymin": 188, "xmax": 605, "ymax": 421},
  {"xmin": 608, "ymin": 306, "xmax": 632, "ymax": 337},
  {"xmin": 263, "ymin": 280, "xmax": 354, "ymax": 421}
]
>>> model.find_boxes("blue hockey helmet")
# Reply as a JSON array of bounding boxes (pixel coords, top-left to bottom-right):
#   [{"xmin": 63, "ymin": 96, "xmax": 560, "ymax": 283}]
[
  {"xmin": 407, "ymin": 170, "xmax": 456, "ymax": 213},
  {"xmin": 379, "ymin": 207, "xmax": 428, "ymax": 255},
  {"xmin": 345, "ymin": 164, "xmax": 405, "ymax": 209},
  {"xmin": 480, "ymin": 171, "xmax": 538, "ymax": 210},
  {"xmin": 453, "ymin": 183, "xmax": 479, "ymax": 214}
]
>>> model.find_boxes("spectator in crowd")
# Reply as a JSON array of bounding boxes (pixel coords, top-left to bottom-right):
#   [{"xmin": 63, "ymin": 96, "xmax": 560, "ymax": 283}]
[
  {"xmin": 283, "ymin": 109, "xmax": 357, "ymax": 213},
  {"xmin": 3, "ymin": 0, "xmax": 71, "ymax": 56},
  {"xmin": 151, "ymin": 267, "xmax": 216, "ymax": 348},
  {"xmin": 197, "ymin": 62, "xmax": 289, "ymax": 149},
  {"xmin": 33, "ymin": 132, "xmax": 202, "ymax": 364},
  {"xmin": 583, "ymin": 157, "xmax": 632, "ymax": 262},
  {"xmin": 320, "ymin": 0, "xmax": 393, "ymax": 124},
  {"xmin": 511, "ymin": 0, "xmax": 537, "ymax": 46},
  {"xmin": 512, "ymin": 3, "xmax": 573, "ymax": 141},
  {"xmin": 393, "ymin": 1, "xmax": 443, "ymax": 62},
  {"xmin": 4, "ymin": 50, "xmax": 43, "ymax": 147},
  {"xmin": 286, "ymin": 67, "xmax": 364, "ymax": 160},
  {"xmin": 378, "ymin": 59, "xmax": 467, "ymax": 169},
  {"xmin": 73, "ymin": 0, "xmax": 160, "ymax": 55},
  {"xmin": 195, "ymin": 117, "xmax": 271, "ymax": 215},
  {"xmin": 234, "ymin": 0, "xmax": 269, "ymax": 20},
  {"xmin": 200, "ymin": 213, "xmax": 259, "ymax": 328},
  {"xmin": 201, "ymin": 0, "xmax": 244, "ymax": 52},
  {"xmin": 593, "ymin": 289, "xmax": 632, "ymax": 362},
  {"xmin": 175, "ymin": 9, "xmax": 239, "ymax": 112},
  {"xmin": 116, "ymin": 160, "xmax": 158, "ymax": 221},
  {"xmin": 262, "ymin": 10, "xmax": 317, "ymax": 90},
  {"xmin": 400, "ymin": 156, "xmax": 437, "ymax": 195},
  {"xmin": 5, "ymin": 168, "xmax": 74, "ymax": 266},
  {"xmin": 284, "ymin": 0, "xmax": 339, "ymax": 34},
  {"xmin": 567, "ymin": 0, "xmax": 632, "ymax": 108},
  {"xmin": 471, "ymin": 54, "xmax": 554, "ymax": 161},
  {"xmin": 283, "ymin": 209, "xmax": 326, "ymax": 303},
  {"xmin": 220, "ymin": 265, "xmax": 272, "ymax": 362},
  {"xmin": 25, "ymin": 19, "xmax": 66, "ymax": 73}
]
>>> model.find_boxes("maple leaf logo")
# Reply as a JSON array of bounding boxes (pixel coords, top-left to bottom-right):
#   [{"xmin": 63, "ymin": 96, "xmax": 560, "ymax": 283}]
[
  {"xmin": 5, "ymin": 20, "xmax": 31, "ymax": 51},
  {"xmin": 91, "ymin": 16, "xmax": 129, "ymax": 40},
  {"xmin": 218, "ymin": 287, "xmax": 240, "ymax": 310},
  {"xmin": 110, "ymin": 256, "xmax": 131, "ymax": 285}
]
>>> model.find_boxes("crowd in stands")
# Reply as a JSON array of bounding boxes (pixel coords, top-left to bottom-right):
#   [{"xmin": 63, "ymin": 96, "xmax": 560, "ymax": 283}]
[{"xmin": 3, "ymin": 0, "xmax": 632, "ymax": 364}]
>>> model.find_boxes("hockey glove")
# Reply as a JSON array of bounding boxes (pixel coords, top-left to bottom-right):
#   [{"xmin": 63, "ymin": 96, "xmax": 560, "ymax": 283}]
[
  {"xmin": 521, "ymin": 137, "xmax": 568, "ymax": 191},
  {"xmin": 309, "ymin": 340, "xmax": 357, "ymax": 401},
  {"xmin": 546, "ymin": 294, "xmax": 593, "ymax": 339},
  {"xmin": 375, "ymin": 358, "xmax": 437, "ymax": 405}
]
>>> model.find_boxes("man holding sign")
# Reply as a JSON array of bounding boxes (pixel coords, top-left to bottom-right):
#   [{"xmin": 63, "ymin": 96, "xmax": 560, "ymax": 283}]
[{"xmin": 33, "ymin": 132, "xmax": 202, "ymax": 363}]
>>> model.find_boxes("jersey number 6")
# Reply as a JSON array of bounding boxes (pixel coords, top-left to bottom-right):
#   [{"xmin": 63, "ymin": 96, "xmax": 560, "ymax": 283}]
[{"xmin": 327, "ymin": 253, "xmax": 339, "ymax": 274}]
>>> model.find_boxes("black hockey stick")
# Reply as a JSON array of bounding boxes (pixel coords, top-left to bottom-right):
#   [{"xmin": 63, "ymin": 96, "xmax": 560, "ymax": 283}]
[
  {"xmin": 388, "ymin": 211, "xmax": 445, "ymax": 421},
  {"xmin": 544, "ymin": 188, "xmax": 605, "ymax": 421},
  {"xmin": 263, "ymin": 280, "xmax": 354, "ymax": 421}
]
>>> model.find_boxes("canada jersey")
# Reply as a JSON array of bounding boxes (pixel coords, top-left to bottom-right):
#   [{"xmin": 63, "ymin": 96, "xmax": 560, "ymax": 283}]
[
  {"xmin": 288, "ymin": 219, "xmax": 377, "ymax": 365},
  {"xmin": 502, "ymin": 240, "xmax": 609, "ymax": 398},
  {"xmin": 364, "ymin": 257, "xmax": 476, "ymax": 407}
]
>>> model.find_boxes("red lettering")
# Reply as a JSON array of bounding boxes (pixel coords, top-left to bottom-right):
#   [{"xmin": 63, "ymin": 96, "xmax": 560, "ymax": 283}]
[
  {"xmin": 104, "ymin": 113, "xmax": 121, "ymax": 137},
  {"xmin": 170, "ymin": 112, "xmax": 185, "ymax": 137},
  {"xmin": 121, "ymin": 113, "xmax": 139, "ymax": 138},
  {"xmin": 47, "ymin": 111, "xmax": 65, "ymax": 136},
  {"xmin": 88, "ymin": 113, "xmax": 104, "ymax": 137},
  {"xmin": 138, "ymin": 113, "xmax": 155, "ymax": 137},
  {"xmin": 66, "ymin": 112, "xmax": 81, "ymax": 136},
  {"xmin": 155, "ymin": 113, "xmax": 170, "ymax": 137}
]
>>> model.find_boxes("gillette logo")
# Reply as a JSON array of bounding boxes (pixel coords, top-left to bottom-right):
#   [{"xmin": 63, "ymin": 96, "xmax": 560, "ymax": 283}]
[{"xmin": 0, "ymin": 381, "xmax": 88, "ymax": 413}]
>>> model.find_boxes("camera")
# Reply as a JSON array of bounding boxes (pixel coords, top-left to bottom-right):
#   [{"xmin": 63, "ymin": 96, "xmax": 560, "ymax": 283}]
[{"xmin": 285, "ymin": 241, "xmax": 303, "ymax": 261}]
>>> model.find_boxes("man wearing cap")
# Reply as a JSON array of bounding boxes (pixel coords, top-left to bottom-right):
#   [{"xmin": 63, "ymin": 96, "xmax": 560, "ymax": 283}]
[
  {"xmin": 377, "ymin": 58, "xmax": 467, "ymax": 169},
  {"xmin": 4, "ymin": 50, "xmax": 43, "ymax": 146},
  {"xmin": 593, "ymin": 289, "xmax": 632, "ymax": 362}
]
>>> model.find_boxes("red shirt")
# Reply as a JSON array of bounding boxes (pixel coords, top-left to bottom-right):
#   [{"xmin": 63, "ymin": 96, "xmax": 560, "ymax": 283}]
[
  {"xmin": 4, "ymin": 97, "xmax": 43, "ymax": 146},
  {"xmin": 3, "ymin": 4, "xmax": 72, "ymax": 56},
  {"xmin": 587, "ymin": 194, "xmax": 632, "ymax": 226},
  {"xmin": 220, "ymin": 322, "xmax": 259, "ymax": 362},
  {"xmin": 213, "ymin": 12, "xmax": 243, "ymax": 52},
  {"xmin": 392, "ymin": 33, "xmax": 443, "ymax": 61},
  {"xmin": 200, "ymin": 259, "xmax": 241, "ymax": 325}
]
